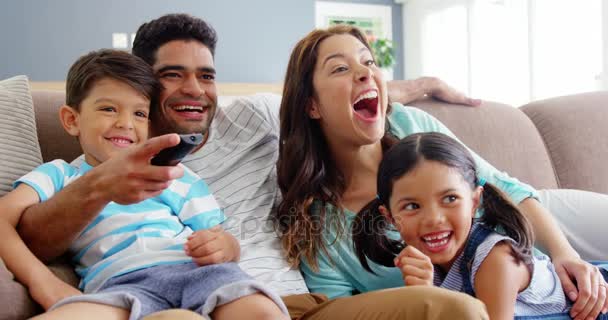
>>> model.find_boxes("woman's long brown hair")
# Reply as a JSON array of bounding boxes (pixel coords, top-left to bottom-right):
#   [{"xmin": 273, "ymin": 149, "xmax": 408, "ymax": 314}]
[{"xmin": 274, "ymin": 25, "xmax": 397, "ymax": 270}]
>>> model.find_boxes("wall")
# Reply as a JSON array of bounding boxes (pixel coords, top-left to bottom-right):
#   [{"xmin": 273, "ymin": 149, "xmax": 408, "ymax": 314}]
[{"xmin": 0, "ymin": 0, "xmax": 402, "ymax": 82}]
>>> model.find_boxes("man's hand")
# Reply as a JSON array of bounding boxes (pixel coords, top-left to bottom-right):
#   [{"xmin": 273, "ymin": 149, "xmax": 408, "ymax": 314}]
[
  {"xmin": 185, "ymin": 226, "xmax": 241, "ymax": 265},
  {"xmin": 394, "ymin": 246, "xmax": 434, "ymax": 286},
  {"xmin": 387, "ymin": 77, "xmax": 481, "ymax": 107},
  {"xmin": 94, "ymin": 133, "xmax": 185, "ymax": 204}
]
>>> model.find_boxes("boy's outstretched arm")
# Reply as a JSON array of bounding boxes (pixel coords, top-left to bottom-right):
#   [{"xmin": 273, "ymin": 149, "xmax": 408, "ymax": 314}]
[
  {"xmin": 18, "ymin": 134, "xmax": 184, "ymax": 262},
  {"xmin": 474, "ymin": 242, "xmax": 530, "ymax": 320},
  {"xmin": 0, "ymin": 185, "xmax": 81, "ymax": 309}
]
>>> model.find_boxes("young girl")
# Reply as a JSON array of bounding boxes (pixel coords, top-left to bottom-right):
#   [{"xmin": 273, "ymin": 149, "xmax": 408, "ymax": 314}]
[{"xmin": 353, "ymin": 132, "xmax": 608, "ymax": 320}]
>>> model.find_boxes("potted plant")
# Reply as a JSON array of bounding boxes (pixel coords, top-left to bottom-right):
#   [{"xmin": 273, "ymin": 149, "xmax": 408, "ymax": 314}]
[{"xmin": 369, "ymin": 37, "xmax": 395, "ymax": 80}]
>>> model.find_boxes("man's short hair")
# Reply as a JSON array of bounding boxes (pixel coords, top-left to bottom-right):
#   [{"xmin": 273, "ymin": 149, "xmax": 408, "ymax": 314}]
[
  {"xmin": 65, "ymin": 49, "xmax": 161, "ymax": 112},
  {"xmin": 132, "ymin": 13, "xmax": 218, "ymax": 66}
]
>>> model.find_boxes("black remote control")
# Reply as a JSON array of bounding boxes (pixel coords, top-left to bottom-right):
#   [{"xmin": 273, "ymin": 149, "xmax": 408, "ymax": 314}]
[{"xmin": 151, "ymin": 133, "xmax": 204, "ymax": 166}]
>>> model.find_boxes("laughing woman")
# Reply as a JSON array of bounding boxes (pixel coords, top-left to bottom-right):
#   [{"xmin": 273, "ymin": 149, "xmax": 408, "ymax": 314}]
[{"xmin": 275, "ymin": 25, "xmax": 608, "ymax": 320}]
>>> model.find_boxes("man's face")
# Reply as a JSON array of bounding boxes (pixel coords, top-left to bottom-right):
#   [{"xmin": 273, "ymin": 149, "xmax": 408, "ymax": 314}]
[{"xmin": 152, "ymin": 40, "xmax": 217, "ymax": 136}]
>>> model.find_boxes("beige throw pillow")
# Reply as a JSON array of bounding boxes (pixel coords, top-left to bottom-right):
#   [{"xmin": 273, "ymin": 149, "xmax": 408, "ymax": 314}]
[{"xmin": 0, "ymin": 75, "xmax": 43, "ymax": 196}]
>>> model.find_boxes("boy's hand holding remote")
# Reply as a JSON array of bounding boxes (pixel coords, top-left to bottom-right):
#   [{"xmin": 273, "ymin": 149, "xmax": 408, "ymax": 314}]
[
  {"xmin": 151, "ymin": 133, "xmax": 204, "ymax": 166},
  {"xmin": 93, "ymin": 133, "xmax": 185, "ymax": 205}
]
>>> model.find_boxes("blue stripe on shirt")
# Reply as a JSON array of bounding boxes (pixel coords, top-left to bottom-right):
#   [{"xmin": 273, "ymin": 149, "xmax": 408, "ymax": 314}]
[
  {"xmin": 182, "ymin": 208, "xmax": 225, "ymax": 230},
  {"xmin": 73, "ymin": 220, "xmax": 185, "ymax": 261},
  {"xmin": 102, "ymin": 231, "xmax": 164, "ymax": 259}
]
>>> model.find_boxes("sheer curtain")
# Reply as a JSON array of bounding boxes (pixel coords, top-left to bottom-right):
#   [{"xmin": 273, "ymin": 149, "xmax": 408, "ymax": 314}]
[{"xmin": 401, "ymin": 0, "xmax": 606, "ymax": 106}]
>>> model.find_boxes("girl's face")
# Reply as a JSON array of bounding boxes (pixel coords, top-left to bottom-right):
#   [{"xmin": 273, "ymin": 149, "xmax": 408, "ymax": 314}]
[
  {"xmin": 309, "ymin": 34, "xmax": 389, "ymax": 148},
  {"xmin": 384, "ymin": 160, "xmax": 482, "ymax": 271}
]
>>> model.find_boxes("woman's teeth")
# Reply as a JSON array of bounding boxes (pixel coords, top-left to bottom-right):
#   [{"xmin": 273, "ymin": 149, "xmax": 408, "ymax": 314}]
[{"xmin": 354, "ymin": 91, "xmax": 378, "ymax": 104}]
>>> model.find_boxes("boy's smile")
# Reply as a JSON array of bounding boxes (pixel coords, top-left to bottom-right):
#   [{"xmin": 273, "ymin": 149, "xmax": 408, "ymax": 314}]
[{"xmin": 61, "ymin": 78, "xmax": 150, "ymax": 167}]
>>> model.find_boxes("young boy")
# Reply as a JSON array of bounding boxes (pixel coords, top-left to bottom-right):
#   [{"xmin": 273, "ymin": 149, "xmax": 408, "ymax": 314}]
[{"xmin": 0, "ymin": 49, "xmax": 287, "ymax": 320}]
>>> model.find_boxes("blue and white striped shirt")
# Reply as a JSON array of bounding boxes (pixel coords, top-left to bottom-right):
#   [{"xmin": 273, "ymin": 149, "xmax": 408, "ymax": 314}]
[
  {"xmin": 434, "ymin": 223, "xmax": 568, "ymax": 316},
  {"xmin": 15, "ymin": 159, "xmax": 224, "ymax": 293}
]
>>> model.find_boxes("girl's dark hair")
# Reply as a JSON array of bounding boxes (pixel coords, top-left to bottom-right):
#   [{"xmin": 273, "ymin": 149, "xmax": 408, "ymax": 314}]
[
  {"xmin": 132, "ymin": 13, "xmax": 218, "ymax": 65},
  {"xmin": 353, "ymin": 132, "xmax": 534, "ymax": 273},
  {"xmin": 66, "ymin": 49, "xmax": 160, "ymax": 113},
  {"xmin": 274, "ymin": 25, "xmax": 398, "ymax": 270}
]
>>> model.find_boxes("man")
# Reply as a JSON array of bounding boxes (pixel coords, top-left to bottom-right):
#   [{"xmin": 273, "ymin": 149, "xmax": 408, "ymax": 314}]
[{"xmin": 19, "ymin": 14, "xmax": 487, "ymax": 319}]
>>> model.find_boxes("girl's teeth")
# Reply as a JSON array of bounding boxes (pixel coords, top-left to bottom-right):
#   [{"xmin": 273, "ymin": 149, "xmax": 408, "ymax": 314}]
[
  {"xmin": 423, "ymin": 231, "xmax": 451, "ymax": 241},
  {"xmin": 426, "ymin": 238, "xmax": 449, "ymax": 247}
]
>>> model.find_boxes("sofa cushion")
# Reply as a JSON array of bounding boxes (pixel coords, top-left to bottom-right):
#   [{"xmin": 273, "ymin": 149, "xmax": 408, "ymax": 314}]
[
  {"xmin": 412, "ymin": 99, "xmax": 559, "ymax": 190},
  {"xmin": 0, "ymin": 75, "xmax": 43, "ymax": 196},
  {"xmin": 31, "ymin": 90, "xmax": 81, "ymax": 163},
  {"xmin": 521, "ymin": 91, "xmax": 608, "ymax": 194},
  {"xmin": 0, "ymin": 258, "xmax": 41, "ymax": 319}
]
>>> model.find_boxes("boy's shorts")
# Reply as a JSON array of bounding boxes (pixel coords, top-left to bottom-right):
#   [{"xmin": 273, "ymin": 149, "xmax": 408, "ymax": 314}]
[{"xmin": 51, "ymin": 262, "xmax": 288, "ymax": 320}]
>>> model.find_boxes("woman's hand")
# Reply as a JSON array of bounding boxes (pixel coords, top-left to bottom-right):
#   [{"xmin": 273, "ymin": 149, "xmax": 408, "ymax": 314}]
[
  {"xmin": 394, "ymin": 246, "xmax": 434, "ymax": 286},
  {"xmin": 553, "ymin": 255, "xmax": 608, "ymax": 320}
]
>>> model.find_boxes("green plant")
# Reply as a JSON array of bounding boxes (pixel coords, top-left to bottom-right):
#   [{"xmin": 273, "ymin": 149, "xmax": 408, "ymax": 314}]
[{"xmin": 369, "ymin": 38, "xmax": 395, "ymax": 69}]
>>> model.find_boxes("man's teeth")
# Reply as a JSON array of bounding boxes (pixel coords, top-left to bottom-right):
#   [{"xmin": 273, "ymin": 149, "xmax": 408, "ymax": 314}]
[
  {"xmin": 173, "ymin": 105, "xmax": 204, "ymax": 111},
  {"xmin": 354, "ymin": 91, "xmax": 378, "ymax": 104},
  {"xmin": 422, "ymin": 231, "xmax": 451, "ymax": 241}
]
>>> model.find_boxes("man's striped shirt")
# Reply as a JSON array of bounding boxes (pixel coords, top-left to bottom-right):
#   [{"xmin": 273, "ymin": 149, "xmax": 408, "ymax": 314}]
[{"xmin": 183, "ymin": 94, "xmax": 308, "ymax": 296}]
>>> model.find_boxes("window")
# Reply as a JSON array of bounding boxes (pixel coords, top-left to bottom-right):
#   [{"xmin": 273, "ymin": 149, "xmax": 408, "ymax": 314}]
[{"xmin": 402, "ymin": 0, "xmax": 606, "ymax": 106}]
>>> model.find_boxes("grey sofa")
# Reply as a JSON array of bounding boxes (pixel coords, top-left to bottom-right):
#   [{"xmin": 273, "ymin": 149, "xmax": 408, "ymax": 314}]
[{"xmin": 1, "ymin": 88, "xmax": 607, "ymax": 319}]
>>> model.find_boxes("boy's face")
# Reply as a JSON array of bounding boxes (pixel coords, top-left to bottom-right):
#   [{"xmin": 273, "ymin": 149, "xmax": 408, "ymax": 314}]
[
  {"xmin": 62, "ymin": 78, "xmax": 150, "ymax": 166},
  {"xmin": 152, "ymin": 39, "xmax": 217, "ymax": 136}
]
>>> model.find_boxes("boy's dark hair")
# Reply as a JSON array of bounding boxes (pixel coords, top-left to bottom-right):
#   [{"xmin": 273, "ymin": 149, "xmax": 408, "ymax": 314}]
[
  {"xmin": 66, "ymin": 49, "xmax": 160, "ymax": 112},
  {"xmin": 132, "ymin": 13, "xmax": 218, "ymax": 65},
  {"xmin": 352, "ymin": 132, "xmax": 534, "ymax": 273}
]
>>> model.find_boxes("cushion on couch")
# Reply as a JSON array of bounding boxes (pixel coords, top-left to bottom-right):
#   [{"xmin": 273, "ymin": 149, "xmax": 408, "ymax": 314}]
[
  {"xmin": 412, "ymin": 99, "xmax": 559, "ymax": 190},
  {"xmin": 521, "ymin": 91, "xmax": 608, "ymax": 194},
  {"xmin": 0, "ymin": 75, "xmax": 43, "ymax": 196},
  {"xmin": 0, "ymin": 75, "xmax": 45, "ymax": 319}
]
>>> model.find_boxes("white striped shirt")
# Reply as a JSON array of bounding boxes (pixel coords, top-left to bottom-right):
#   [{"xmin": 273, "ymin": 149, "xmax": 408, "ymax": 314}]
[
  {"xmin": 16, "ymin": 160, "xmax": 224, "ymax": 293},
  {"xmin": 434, "ymin": 223, "xmax": 568, "ymax": 316},
  {"xmin": 182, "ymin": 94, "xmax": 308, "ymax": 296}
]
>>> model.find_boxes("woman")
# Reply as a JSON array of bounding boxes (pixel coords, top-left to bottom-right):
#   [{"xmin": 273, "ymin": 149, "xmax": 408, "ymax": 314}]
[{"xmin": 275, "ymin": 25, "xmax": 608, "ymax": 320}]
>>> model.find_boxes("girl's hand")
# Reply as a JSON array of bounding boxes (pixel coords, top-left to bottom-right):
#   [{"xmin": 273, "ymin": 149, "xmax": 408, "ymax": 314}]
[
  {"xmin": 394, "ymin": 246, "xmax": 434, "ymax": 286},
  {"xmin": 552, "ymin": 256, "xmax": 608, "ymax": 320}
]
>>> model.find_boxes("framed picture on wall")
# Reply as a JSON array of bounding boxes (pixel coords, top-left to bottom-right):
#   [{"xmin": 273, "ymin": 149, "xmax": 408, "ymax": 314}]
[
  {"xmin": 315, "ymin": 1, "xmax": 394, "ymax": 79},
  {"xmin": 315, "ymin": 1, "xmax": 392, "ymax": 41}
]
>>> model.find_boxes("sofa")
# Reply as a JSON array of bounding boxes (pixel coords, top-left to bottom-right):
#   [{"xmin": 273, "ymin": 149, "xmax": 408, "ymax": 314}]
[{"xmin": 1, "ymin": 79, "xmax": 608, "ymax": 319}]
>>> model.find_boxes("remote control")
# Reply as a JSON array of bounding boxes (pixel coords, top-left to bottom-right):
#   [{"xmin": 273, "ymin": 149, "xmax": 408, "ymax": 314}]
[{"xmin": 151, "ymin": 133, "xmax": 204, "ymax": 166}]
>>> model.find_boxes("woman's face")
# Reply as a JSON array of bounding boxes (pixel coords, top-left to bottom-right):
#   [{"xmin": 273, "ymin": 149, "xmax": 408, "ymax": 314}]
[{"xmin": 310, "ymin": 34, "xmax": 388, "ymax": 148}]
